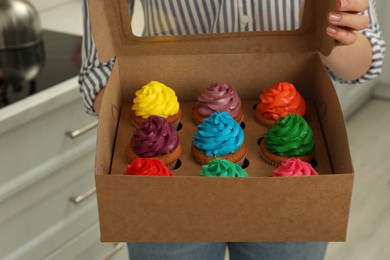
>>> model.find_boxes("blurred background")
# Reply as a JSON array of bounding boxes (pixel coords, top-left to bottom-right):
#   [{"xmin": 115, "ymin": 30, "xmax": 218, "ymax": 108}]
[{"xmin": 0, "ymin": 0, "xmax": 389, "ymax": 259}]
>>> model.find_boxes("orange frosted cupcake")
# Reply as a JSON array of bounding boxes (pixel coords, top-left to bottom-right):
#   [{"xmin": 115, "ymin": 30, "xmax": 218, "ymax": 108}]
[
  {"xmin": 192, "ymin": 82, "xmax": 243, "ymax": 124},
  {"xmin": 259, "ymin": 114, "xmax": 315, "ymax": 166},
  {"xmin": 192, "ymin": 112, "xmax": 246, "ymax": 165},
  {"xmin": 131, "ymin": 81, "xmax": 181, "ymax": 127},
  {"xmin": 126, "ymin": 115, "xmax": 182, "ymax": 169},
  {"xmin": 256, "ymin": 82, "xmax": 306, "ymax": 127}
]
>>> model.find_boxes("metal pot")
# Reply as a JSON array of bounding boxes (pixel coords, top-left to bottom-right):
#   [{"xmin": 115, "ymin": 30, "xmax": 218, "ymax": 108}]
[
  {"xmin": 0, "ymin": 0, "xmax": 44, "ymax": 86},
  {"xmin": 0, "ymin": 0, "xmax": 43, "ymax": 50}
]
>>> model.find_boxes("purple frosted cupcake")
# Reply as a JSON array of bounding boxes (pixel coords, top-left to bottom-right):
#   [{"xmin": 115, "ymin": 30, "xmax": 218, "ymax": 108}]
[
  {"xmin": 126, "ymin": 115, "xmax": 182, "ymax": 169},
  {"xmin": 192, "ymin": 82, "xmax": 244, "ymax": 124}
]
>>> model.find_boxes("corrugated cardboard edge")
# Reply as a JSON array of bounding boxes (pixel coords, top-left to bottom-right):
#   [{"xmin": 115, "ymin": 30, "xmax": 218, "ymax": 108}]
[
  {"xmin": 88, "ymin": 0, "xmax": 116, "ymax": 62},
  {"xmin": 95, "ymin": 63, "xmax": 121, "ymax": 176},
  {"xmin": 313, "ymin": 58, "xmax": 354, "ymax": 173}
]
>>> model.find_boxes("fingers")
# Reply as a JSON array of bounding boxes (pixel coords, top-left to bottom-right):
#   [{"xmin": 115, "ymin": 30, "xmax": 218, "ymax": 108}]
[
  {"xmin": 326, "ymin": 26, "xmax": 357, "ymax": 45},
  {"xmin": 328, "ymin": 0, "xmax": 370, "ymax": 45},
  {"xmin": 337, "ymin": 0, "xmax": 369, "ymax": 12},
  {"xmin": 328, "ymin": 12, "xmax": 370, "ymax": 31}
]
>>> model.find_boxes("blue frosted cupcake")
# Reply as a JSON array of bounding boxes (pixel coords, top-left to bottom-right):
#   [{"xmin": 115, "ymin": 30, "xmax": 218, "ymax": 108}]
[{"xmin": 191, "ymin": 112, "xmax": 246, "ymax": 165}]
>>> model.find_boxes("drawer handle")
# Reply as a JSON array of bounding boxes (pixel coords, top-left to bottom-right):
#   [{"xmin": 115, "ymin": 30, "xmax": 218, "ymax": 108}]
[
  {"xmin": 66, "ymin": 121, "xmax": 98, "ymax": 139},
  {"xmin": 71, "ymin": 187, "xmax": 96, "ymax": 205},
  {"xmin": 100, "ymin": 243, "xmax": 126, "ymax": 260}
]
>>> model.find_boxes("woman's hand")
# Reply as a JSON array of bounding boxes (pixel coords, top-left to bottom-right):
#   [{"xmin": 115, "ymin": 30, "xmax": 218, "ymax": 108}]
[
  {"xmin": 321, "ymin": 0, "xmax": 373, "ymax": 81},
  {"xmin": 326, "ymin": 0, "xmax": 370, "ymax": 45}
]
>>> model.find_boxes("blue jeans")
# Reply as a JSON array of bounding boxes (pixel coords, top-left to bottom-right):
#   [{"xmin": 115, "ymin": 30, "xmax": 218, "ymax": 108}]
[{"xmin": 127, "ymin": 242, "xmax": 328, "ymax": 260}]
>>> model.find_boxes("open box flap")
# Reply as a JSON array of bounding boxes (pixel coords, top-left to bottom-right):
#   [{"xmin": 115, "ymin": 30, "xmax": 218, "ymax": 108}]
[{"xmin": 89, "ymin": 0, "xmax": 335, "ymax": 63}]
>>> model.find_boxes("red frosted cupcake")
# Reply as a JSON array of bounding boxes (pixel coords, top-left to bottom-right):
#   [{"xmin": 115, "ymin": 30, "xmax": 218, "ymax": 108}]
[
  {"xmin": 256, "ymin": 82, "xmax": 306, "ymax": 127},
  {"xmin": 192, "ymin": 82, "xmax": 243, "ymax": 124},
  {"xmin": 125, "ymin": 158, "xmax": 173, "ymax": 176},
  {"xmin": 272, "ymin": 158, "xmax": 318, "ymax": 177},
  {"xmin": 126, "ymin": 115, "xmax": 182, "ymax": 169}
]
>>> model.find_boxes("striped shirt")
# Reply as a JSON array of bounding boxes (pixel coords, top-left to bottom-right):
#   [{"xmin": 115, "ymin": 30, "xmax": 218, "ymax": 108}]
[{"xmin": 79, "ymin": 0, "xmax": 386, "ymax": 116}]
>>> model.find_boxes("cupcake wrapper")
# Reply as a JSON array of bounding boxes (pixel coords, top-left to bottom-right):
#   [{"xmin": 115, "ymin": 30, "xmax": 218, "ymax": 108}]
[
  {"xmin": 167, "ymin": 160, "xmax": 178, "ymax": 170},
  {"xmin": 235, "ymin": 154, "xmax": 247, "ymax": 167},
  {"xmin": 258, "ymin": 150, "xmax": 281, "ymax": 167},
  {"xmin": 172, "ymin": 119, "xmax": 181, "ymax": 130}
]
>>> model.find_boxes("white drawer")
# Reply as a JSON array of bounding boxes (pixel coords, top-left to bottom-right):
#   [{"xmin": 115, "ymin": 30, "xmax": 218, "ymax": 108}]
[
  {"xmin": 0, "ymin": 149, "xmax": 97, "ymax": 260},
  {"xmin": 43, "ymin": 222, "xmax": 128, "ymax": 260},
  {"xmin": 0, "ymin": 97, "xmax": 97, "ymax": 196}
]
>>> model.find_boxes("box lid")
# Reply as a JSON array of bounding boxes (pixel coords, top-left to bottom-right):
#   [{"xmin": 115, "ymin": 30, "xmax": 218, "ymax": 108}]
[{"xmin": 89, "ymin": 0, "xmax": 335, "ymax": 63}]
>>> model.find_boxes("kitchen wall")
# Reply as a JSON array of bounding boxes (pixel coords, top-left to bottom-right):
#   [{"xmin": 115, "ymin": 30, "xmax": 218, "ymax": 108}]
[
  {"xmin": 29, "ymin": 0, "xmax": 72, "ymax": 12},
  {"xmin": 29, "ymin": 0, "xmax": 83, "ymax": 35}
]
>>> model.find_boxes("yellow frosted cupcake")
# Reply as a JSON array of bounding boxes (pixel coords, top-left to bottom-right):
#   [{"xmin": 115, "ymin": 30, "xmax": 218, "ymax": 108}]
[{"xmin": 131, "ymin": 81, "xmax": 181, "ymax": 127}]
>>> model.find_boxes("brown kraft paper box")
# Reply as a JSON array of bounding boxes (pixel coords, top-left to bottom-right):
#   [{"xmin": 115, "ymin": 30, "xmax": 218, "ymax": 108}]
[{"xmin": 90, "ymin": 0, "xmax": 354, "ymax": 242}]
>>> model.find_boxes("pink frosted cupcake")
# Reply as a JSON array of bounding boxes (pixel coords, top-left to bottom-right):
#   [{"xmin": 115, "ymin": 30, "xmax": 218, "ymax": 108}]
[
  {"xmin": 192, "ymin": 82, "xmax": 243, "ymax": 124},
  {"xmin": 272, "ymin": 158, "xmax": 318, "ymax": 177}
]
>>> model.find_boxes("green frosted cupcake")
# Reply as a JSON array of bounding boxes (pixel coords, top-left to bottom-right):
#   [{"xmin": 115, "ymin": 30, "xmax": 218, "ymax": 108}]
[
  {"xmin": 200, "ymin": 158, "xmax": 248, "ymax": 177},
  {"xmin": 259, "ymin": 114, "xmax": 315, "ymax": 166}
]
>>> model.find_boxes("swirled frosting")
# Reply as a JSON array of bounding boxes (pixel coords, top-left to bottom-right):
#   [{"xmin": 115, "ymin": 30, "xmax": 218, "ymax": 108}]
[
  {"xmin": 265, "ymin": 114, "xmax": 314, "ymax": 156},
  {"xmin": 273, "ymin": 158, "xmax": 318, "ymax": 177},
  {"xmin": 125, "ymin": 158, "xmax": 173, "ymax": 176},
  {"xmin": 132, "ymin": 81, "xmax": 180, "ymax": 119},
  {"xmin": 257, "ymin": 82, "xmax": 306, "ymax": 121},
  {"xmin": 196, "ymin": 82, "xmax": 241, "ymax": 117},
  {"xmin": 131, "ymin": 115, "xmax": 179, "ymax": 157},
  {"xmin": 200, "ymin": 158, "xmax": 248, "ymax": 177},
  {"xmin": 193, "ymin": 112, "xmax": 244, "ymax": 157}
]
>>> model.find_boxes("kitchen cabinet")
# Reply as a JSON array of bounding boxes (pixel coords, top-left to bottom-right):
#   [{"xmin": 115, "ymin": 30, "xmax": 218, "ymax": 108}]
[{"xmin": 0, "ymin": 78, "xmax": 128, "ymax": 260}]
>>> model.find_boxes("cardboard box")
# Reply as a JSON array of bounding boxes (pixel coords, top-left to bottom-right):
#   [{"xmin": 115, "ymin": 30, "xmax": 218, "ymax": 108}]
[{"xmin": 90, "ymin": 0, "xmax": 354, "ymax": 242}]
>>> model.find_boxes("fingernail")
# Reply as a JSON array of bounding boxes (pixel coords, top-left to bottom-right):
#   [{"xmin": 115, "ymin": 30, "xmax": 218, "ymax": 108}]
[
  {"xmin": 339, "ymin": 0, "xmax": 348, "ymax": 10},
  {"xmin": 329, "ymin": 12, "xmax": 341, "ymax": 22},
  {"xmin": 327, "ymin": 26, "xmax": 337, "ymax": 35}
]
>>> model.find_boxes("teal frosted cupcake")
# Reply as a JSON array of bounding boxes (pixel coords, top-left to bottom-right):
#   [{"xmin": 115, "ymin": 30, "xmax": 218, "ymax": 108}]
[
  {"xmin": 259, "ymin": 114, "xmax": 315, "ymax": 166},
  {"xmin": 200, "ymin": 158, "xmax": 248, "ymax": 177},
  {"xmin": 192, "ymin": 112, "xmax": 247, "ymax": 165}
]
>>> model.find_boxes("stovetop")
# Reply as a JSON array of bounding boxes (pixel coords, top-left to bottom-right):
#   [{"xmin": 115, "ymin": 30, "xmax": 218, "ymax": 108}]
[{"xmin": 0, "ymin": 30, "xmax": 82, "ymax": 108}]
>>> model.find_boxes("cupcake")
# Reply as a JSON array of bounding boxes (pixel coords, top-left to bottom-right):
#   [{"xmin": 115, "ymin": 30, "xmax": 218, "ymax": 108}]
[
  {"xmin": 131, "ymin": 81, "xmax": 181, "ymax": 127},
  {"xmin": 126, "ymin": 115, "xmax": 182, "ymax": 169},
  {"xmin": 200, "ymin": 158, "xmax": 248, "ymax": 177},
  {"xmin": 192, "ymin": 112, "xmax": 246, "ymax": 165},
  {"xmin": 192, "ymin": 82, "xmax": 243, "ymax": 124},
  {"xmin": 272, "ymin": 158, "xmax": 318, "ymax": 177},
  {"xmin": 125, "ymin": 158, "xmax": 174, "ymax": 176},
  {"xmin": 255, "ymin": 82, "xmax": 306, "ymax": 127},
  {"xmin": 259, "ymin": 114, "xmax": 315, "ymax": 166}
]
